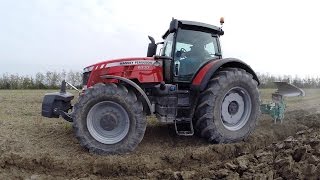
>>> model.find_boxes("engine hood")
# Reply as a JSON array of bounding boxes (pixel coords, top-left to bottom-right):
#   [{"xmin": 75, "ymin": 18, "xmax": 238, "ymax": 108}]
[{"xmin": 82, "ymin": 56, "xmax": 163, "ymax": 86}]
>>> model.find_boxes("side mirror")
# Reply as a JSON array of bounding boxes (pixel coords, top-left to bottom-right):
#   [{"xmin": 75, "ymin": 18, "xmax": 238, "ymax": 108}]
[{"xmin": 147, "ymin": 36, "xmax": 157, "ymax": 57}]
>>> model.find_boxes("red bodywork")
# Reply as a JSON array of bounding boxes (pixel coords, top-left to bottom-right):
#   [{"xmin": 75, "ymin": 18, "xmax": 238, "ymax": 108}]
[
  {"xmin": 86, "ymin": 57, "xmax": 163, "ymax": 87},
  {"xmin": 191, "ymin": 60, "xmax": 219, "ymax": 86}
]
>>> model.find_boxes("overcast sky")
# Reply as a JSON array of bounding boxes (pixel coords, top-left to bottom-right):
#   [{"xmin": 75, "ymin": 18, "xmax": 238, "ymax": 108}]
[{"xmin": 0, "ymin": 0, "xmax": 319, "ymax": 77}]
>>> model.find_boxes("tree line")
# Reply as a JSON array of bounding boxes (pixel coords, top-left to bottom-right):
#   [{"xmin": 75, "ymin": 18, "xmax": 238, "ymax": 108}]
[
  {"xmin": 0, "ymin": 71, "xmax": 319, "ymax": 89},
  {"xmin": 0, "ymin": 71, "xmax": 82, "ymax": 89},
  {"xmin": 257, "ymin": 73, "xmax": 320, "ymax": 88}
]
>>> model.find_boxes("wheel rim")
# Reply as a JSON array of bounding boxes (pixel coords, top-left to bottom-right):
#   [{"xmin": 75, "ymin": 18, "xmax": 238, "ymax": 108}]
[
  {"xmin": 87, "ymin": 101, "xmax": 130, "ymax": 144},
  {"xmin": 221, "ymin": 87, "xmax": 252, "ymax": 131}
]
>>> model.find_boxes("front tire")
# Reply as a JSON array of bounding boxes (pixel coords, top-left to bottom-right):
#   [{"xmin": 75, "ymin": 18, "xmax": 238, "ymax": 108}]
[
  {"xmin": 72, "ymin": 83, "xmax": 146, "ymax": 154},
  {"xmin": 194, "ymin": 68, "xmax": 260, "ymax": 143}
]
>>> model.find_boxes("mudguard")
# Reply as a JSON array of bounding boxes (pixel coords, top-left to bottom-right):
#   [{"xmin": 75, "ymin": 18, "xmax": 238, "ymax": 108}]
[
  {"xmin": 101, "ymin": 75, "xmax": 153, "ymax": 115},
  {"xmin": 192, "ymin": 58, "xmax": 260, "ymax": 91}
]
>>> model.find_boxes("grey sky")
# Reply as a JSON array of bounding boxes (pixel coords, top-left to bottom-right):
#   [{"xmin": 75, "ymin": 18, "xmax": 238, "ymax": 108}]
[{"xmin": 0, "ymin": 0, "xmax": 319, "ymax": 77}]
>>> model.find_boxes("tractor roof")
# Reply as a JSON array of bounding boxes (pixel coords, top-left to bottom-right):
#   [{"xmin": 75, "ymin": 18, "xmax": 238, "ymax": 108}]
[{"xmin": 162, "ymin": 19, "xmax": 224, "ymax": 39}]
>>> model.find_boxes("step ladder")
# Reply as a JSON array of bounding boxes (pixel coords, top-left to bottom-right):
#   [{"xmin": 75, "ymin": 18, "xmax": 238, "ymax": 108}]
[{"xmin": 174, "ymin": 118, "xmax": 194, "ymax": 136}]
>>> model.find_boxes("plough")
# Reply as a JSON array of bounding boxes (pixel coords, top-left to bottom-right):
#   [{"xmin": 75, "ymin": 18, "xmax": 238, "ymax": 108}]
[{"xmin": 260, "ymin": 82, "xmax": 305, "ymax": 123}]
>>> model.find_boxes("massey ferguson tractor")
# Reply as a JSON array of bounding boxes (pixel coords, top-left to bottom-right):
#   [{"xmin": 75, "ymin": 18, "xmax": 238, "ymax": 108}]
[{"xmin": 42, "ymin": 18, "xmax": 262, "ymax": 154}]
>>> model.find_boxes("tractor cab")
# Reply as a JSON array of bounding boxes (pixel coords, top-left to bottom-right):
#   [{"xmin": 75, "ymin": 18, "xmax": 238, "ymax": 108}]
[{"xmin": 148, "ymin": 18, "xmax": 224, "ymax": 82}]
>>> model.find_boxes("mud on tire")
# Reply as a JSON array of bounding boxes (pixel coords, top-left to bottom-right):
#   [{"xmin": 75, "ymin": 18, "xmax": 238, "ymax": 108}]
[
  {"xmin": 194, "ymin": 68, "xmax": 260, "ymax": 143},
  {"xmin": 72, "ymin": 83, "xmax": 146, "ymax": 154}
]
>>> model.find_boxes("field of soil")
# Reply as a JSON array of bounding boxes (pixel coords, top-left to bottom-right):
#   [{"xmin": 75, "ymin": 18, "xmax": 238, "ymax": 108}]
[{"xmin": 0, "ymin": 89, "xmax": 320, "ymax": 179}]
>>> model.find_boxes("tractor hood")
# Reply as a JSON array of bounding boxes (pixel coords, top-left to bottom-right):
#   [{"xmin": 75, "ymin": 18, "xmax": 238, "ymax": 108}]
[{"xmin": 82, "ymin": 56, "xmax": 163, "ymax": 87}]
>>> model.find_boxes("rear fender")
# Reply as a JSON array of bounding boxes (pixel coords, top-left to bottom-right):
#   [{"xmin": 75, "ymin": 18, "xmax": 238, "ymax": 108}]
[
  {"xmin": 101, "ymin": 75, "xmax": 153, "ymax": 115},
  {"xmin": 192, "ymin": 58, "xmax": 260, "ymax": 91}
]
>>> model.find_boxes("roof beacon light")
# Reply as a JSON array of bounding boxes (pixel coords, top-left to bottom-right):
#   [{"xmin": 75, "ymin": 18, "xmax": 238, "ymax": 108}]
[
  {"xmin": 220, "ymin": 17, "xmax": 224, "ymax": 25},
  {"xmin": 220, "ymin": 17, "xmax": 224, "ymax": 29}
]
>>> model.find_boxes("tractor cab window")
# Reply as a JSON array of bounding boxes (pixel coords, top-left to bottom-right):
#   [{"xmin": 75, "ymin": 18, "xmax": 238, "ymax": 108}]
[
  {"xmin": 174, "ymin": 29, "xmax": 220, "ymax": 82},
  {"xmin": 162, "ymin": 33, "xmax": 174, "ymax": 57}
]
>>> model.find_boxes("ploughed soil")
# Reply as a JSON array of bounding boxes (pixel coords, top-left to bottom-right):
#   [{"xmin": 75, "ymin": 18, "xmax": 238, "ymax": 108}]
[{"xmin": 0, "ymin": 89, "xmax": 320, "ymax": 180}]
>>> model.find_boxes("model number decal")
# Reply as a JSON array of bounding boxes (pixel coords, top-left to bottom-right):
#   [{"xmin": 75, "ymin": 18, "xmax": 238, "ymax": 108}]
[{"xmin": 137, "ymin": 66, "xmax": 150, "ymax": 70}]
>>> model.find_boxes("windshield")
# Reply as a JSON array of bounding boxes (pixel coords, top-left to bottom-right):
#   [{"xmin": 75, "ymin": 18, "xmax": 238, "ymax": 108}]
[
  {"xmin": 174, "ymin": 29, "xmax": 220, "ymax": 82},
  {"xmin": 162, "ymin": 33, "xmax": 174, "ymax": 57}
]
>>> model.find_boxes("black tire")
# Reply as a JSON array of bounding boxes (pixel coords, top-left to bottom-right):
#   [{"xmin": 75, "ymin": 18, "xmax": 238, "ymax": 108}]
[
  {"xmin": 72, "ymin": 83, "xmax": 146, "ymax": 154},
  {"xmin": 194, "ymin": 68, "xmax": 260, "ymax": 143}
]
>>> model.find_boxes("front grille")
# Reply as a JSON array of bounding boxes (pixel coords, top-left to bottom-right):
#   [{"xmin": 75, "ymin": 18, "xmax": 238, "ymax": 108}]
[{"xmin": 82, "ymin": 72, "xmax": 91, "ymax": 86}]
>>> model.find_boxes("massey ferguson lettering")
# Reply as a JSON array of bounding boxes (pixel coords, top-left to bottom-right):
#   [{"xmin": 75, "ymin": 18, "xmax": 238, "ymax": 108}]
[
  {"xmin": 120, "ymin": 61, "xmax": 134, "ymax": 65},
  {"xmin": 120, "ymin": 61, "xmax": 153, "ymax": 65},
  {"xmin": 106, "ymin": 60, "xmax": 160, "ymax": 68},
  {"xmin": 134, "ymin": 61, "xmax": 153, "ymax": 65}
]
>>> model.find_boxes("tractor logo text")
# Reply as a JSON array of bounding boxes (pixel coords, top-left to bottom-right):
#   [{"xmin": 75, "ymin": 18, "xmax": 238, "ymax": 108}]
[
  {"xmin": 119, "ymin": 61, "xmax": 154, "ymax": 66},
  {"xmin": 119, "ymin": 61, "xmax": 134, "ymax": 65},
  {"xmin": 106, "ymin": 60, "xmax": 161, "ymax": 68}
]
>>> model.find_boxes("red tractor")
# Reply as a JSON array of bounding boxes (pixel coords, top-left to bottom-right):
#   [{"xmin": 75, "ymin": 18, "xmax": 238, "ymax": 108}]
[{"xmin": 42, "ymin": 18, "xmax": 260, "ymax": 154}]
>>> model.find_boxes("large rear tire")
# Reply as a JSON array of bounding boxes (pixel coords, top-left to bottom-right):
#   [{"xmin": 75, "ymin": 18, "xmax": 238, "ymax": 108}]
[
  {"xmin": 194, "ymin": 68, "xmax": 260, "ymax": 143},
  {"xmin": 72, "ymin": 83, "xmax": 146, "ymax": 154}
]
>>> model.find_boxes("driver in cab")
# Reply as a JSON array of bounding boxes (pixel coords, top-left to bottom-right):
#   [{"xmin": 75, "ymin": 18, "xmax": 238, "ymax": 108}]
[{"xmin": 176, "ymin": 43, "xmax": 210, "ymax": 76}]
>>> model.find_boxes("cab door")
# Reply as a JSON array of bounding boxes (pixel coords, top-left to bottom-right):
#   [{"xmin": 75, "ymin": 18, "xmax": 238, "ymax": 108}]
[{"xmin": 173, "ymin": 29, "xmax": 221, "ymax": 83}]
